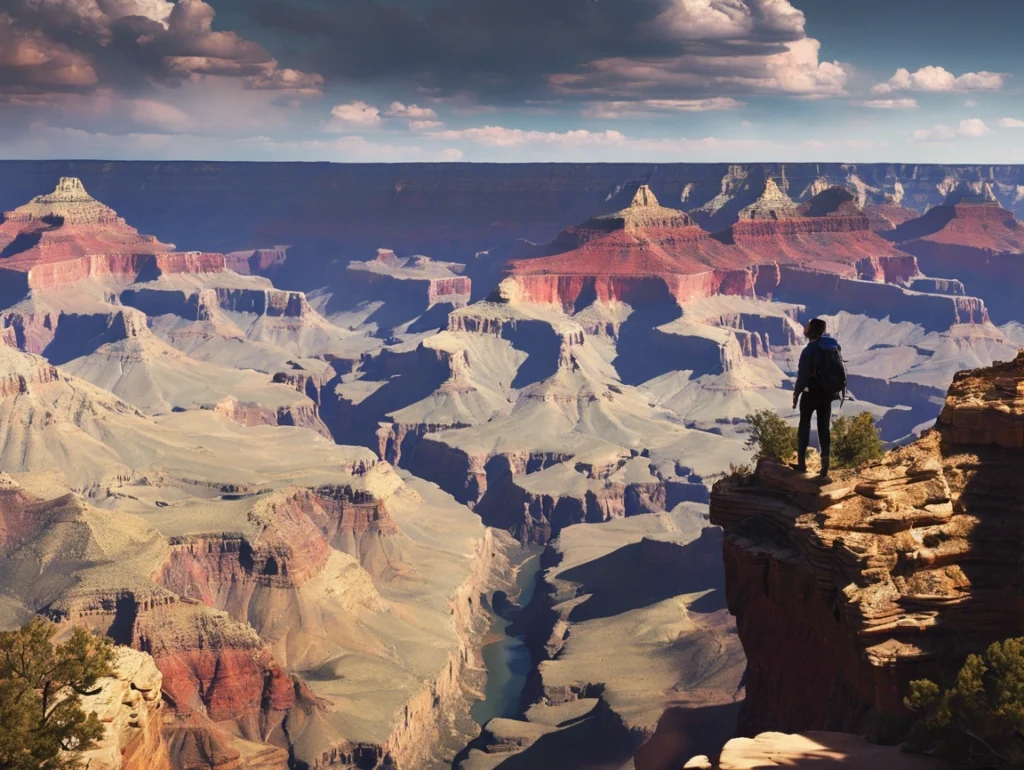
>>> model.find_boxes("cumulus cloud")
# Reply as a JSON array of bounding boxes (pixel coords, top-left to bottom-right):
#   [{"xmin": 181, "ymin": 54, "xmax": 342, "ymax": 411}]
[
  {"xmin": 861, "ymin": 98, "xmax": 918, "ymax": 109},
  {"xmin": 999, "ymin": 118, "xmax": 1024, "ymax": 128},
  {"xmin": 328, "ymin": 101, "xmax": 381, "ymax": 128},
  {"xmin": 246, "ymin": 67, "xmax": 324, "ymax": 95},
  {"xmin": 914, "ymin": 118, "xmax": 991, "ymax": 141},
  {"xmin": 958, "ymin": 118, "xmax": 992, "ymax": 137},
  {"xmin": 873, "ymin": 66, "xmax": 1004, "ymax": 94},
  {"xmin": 582, "ymin": 97, "xmax": 744, "ymax": 118},
  {"xmin": 651, "ymin": 0, "xmax": 806, "ymax": 41},
  {"xmin": 247, "ymin": 0, "xmax": 847, "ymax": 103},
  {"xmin": 551, "ymin": 37, "xmax": 848, "ymax": 100},
  {"xmin": 0, "ymin": 13, "xmax": 98, "ymax": 91},
  {"xmin": 385, "ymin": 102, "xmax": 439, "ymax": 120},
  {"xmin": 408, "ymin": 120, "xmax": 443, "ymax": 131},
  {"xmin": 0, "ymin": 0, "xmax": 322, "ymax": 97}
]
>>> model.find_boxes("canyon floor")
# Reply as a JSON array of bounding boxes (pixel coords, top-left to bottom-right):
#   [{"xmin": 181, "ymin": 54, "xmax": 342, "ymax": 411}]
[{"xmin": 1, "ymin": 168, "xmax": 1022, "ymax": 769}]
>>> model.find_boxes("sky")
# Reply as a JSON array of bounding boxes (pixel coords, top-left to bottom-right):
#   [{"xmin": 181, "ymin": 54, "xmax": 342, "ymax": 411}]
[{"xmin": 2, "ymin": 0, "xmax": 1024, "ymax": 163}]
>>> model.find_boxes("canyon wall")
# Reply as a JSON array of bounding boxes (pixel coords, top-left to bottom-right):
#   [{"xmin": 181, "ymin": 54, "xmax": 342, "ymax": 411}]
[
  {"xmin": 709, "ymin": 351, "xmax": 1024, "ymax": 739},
  {"xmin": 6, "ymin": 162, "xmax": 1024, "ymax": 271}
]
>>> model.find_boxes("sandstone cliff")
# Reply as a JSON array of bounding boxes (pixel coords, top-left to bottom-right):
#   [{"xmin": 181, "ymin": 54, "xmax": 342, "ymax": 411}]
[
  {"xmin": 683, "ymin": 731, "xmax": 940, "ymax": 769},
  {"xmin": 78, "ymin": 647, "xmax": 171, "ymax": 770},
  {"xmin": 710, "ymin": 350, "xmax": 1024, "ymax": 738}
]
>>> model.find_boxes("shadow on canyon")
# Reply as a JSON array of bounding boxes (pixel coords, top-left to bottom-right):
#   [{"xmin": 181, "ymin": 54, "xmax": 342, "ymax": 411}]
[{"xmin": 559, "ymin": 527, "xmax": 726, "ymax": 623}]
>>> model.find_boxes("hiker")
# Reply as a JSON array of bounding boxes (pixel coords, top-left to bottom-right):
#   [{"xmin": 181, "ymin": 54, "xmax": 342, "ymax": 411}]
[{"xmin": 792, "ymin": 317, "xmax": 846, "ymax": 480}]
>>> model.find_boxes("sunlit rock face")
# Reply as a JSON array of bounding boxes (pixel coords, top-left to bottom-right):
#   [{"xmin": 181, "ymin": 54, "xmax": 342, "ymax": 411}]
[
  {"xmin": 77, "ymin": 647, "xmax": 171, "ymax": 770},
  {"xmin": 891, "ymin": 185, "xmax": 1024, "ymax": 324},
  {"xmin": 711, "ymin": 351, "xmax": 1024, "ymax": 737}
]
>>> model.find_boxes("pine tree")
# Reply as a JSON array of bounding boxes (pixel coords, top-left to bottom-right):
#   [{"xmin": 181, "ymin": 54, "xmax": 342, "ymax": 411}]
[{"xmin": 0, "ymin": 618, "xmax": 115, "ymax": 770}]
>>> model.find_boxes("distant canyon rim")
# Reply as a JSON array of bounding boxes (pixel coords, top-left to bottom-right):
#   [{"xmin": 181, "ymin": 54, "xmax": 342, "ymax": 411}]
[{"xmin": 0, "ymin": 162, "xmax": 1023, "ymax": 769}]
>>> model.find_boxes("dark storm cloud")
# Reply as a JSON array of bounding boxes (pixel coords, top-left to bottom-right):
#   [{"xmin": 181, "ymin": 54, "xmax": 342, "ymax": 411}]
[
  {"xmin": 238, "ymin": 0, "xmax": 828, "ymax": 102},
  {"xmin": 0, "ymin": 0, "xmax": 322, "ymax": 97}
]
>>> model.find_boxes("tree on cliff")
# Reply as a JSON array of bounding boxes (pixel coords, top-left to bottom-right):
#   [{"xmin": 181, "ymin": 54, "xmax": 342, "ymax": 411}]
[
  {"xmin": 905, "ymin": 636, "xmax": 1024, "ymax": 768},
  {"xmin": 744, "ymin": 409, "xmax": 798, "ymax": 463},
  {"xmin": 0, "ymin": 618, "xmax": 115, "ymax": 770},
  {"xmin": 830, "ymin": 412, "xmax": 884, "ymax": 470}
]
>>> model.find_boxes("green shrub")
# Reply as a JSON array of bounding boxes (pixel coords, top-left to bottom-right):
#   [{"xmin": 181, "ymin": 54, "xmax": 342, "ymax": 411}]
[
  {"xmin": 744, "ymin": 409, "xmax": 797, "ymax": 463},
  {"xmin": 831, "ymin": 411, "xmax": 884, "ymax": 469},
  {"xmin": 905, "ymin": 637, "xmax": 1024, "ymax": 768},
  {"xmin": 0, "ymin": 618, "xmax": 115, "ymax": 770}
]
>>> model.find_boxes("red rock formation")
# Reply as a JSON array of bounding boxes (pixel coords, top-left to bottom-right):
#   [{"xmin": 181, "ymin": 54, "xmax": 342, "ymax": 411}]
[
  {"xmin": 865, "ymin": 203, "xmax": 921, "ymax": 233},
  {"xmin": 723, "ymin": 187, "xmax": 917, "ymax": 278},
  {"xmin": 224, "ymin": 246, "xmax": 289, "ymax": 276},
  {"xmin": 501, "ymin": 185, "xmax": 920, "ymax": 312},
  {"xmin": 504, "ymin": 186, "xmax": 753, "ymax": 310},
  {"xmin": 709, "ymin": 351, "xmax": 1024, "ymax": 738},
  {"xmin": 893, "ymin": 195, "xmax": 1024, "ymax": 323},
  {"xmin": 135, "ymin": 603, "xmax": 308, "ymax": 740},
  {"xmin": 0, "ymin": 178, "xmax": 227, "ymax": 296}
]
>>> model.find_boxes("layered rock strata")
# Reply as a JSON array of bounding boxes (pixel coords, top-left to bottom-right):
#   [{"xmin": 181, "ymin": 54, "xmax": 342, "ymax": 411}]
[
  {"xmin": 77, "ymin": 647, "xmax": 171, "ymax": 770},
  {"xmin": 709, "ymin": 351, "xmax": 1024, "ymax": 737},
  {"xmin": 892, "ymin": 193, "xmax": 1024, "ymax": 324}
]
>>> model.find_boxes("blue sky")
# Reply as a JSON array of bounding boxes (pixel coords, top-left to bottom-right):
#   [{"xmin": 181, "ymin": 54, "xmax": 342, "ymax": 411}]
[{"xmin": 2, "ymin": 0, "xmax": 1023, "ymax": 162}]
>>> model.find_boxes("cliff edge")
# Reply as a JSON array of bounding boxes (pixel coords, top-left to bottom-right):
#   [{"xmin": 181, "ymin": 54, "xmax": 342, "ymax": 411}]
[{"xmin": 710, "ymin": 350, "xmax": 1024, "ymax": 738}]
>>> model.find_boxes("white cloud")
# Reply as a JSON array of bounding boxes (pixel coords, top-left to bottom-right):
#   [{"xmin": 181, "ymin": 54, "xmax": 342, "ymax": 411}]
[
  {"xmin": 246, "ymin": 67, "xmax": 324, "ymax": 96},
  {"xmin": 427, "ymin": 126, "xmax": 628, "ymax": 148},
  {"xmin": 999, "ymin": 118, "xmax": 1024, "ymax": 128},
  {"xmin": 422, "ymin": 123, "xmax": 884, "ymax": 161},
  {"xmin": 408, "ymin": 120, "xmax": 443, "ymax": 131},
  {"xmin": 552, "ymin": 40, "xmax": 848, "ymax": 99},
  {"xmin": 385, "ymin": 102, "xmax": 439, "ymax": 120},
  {"xmin": 873, "ymin": 66, "xmax": 1004, "ymax": 94},
  {"xmin": 964, "ymin": 99, "xmax": 979, "ymax": 108},
  {"xmin": 913, "ymin": 118, "xmax": 991, "ymax": 141},
  {"xmin": 328, "ymin": 101, "xmax": 381, "ymax": 128},
  {"xmin": 861, "ymin": 98, "xmax": 918, "ymax": 109},
  {"xmin": 549, "ymin": 1, "xmax": 849, "ymax": 100},
  {"xmin": 652, "ymin": 0, "xmax": 806, "ymax": 41},
  {"xmin": 130, "ymin": 99, "xmax": 193, "ymax": 131},
  {"xmin": 581, "ymin": 97, "xmax": 744, "ymax": 118},
  {"xmin": 0, "ymin": 123, "xmax": 462, "ymax": 162},
  {"xmin": 957, "ymin": 118, "xmax": 991, "ymax": 137}
]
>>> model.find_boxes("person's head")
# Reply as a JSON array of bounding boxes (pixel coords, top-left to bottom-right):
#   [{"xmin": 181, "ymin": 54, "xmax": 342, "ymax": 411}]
[{"xmin": 804, "ymin": 318, "xmax": 827, "ymax": 341}]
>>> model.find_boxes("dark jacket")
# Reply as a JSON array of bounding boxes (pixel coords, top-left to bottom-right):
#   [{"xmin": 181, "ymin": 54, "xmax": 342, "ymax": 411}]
[{"xmin": 794, "ymin": 334, "xmax": 842, "ymax": 401}]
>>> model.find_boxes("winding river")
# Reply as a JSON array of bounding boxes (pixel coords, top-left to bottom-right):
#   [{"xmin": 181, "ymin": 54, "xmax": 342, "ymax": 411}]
[{"xmin": 471, "ymin": 550, "xmax": 542, "ymax": 725}]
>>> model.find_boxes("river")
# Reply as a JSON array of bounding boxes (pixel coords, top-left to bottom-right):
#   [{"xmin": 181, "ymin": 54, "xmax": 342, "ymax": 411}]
[{"xmin": 471, "ymin": 549, "xmax": 542, "ymax": 725}]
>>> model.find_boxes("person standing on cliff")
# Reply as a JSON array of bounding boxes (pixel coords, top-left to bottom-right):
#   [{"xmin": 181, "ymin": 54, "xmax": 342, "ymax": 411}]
[{"xmin": 792, "ymin": 318, "xmax": 846, "ymax": 480}]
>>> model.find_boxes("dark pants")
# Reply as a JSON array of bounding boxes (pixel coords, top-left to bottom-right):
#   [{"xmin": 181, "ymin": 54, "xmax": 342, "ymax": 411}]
[{"xmin": 798, "ymin": 394, "xmax": 832, "ymax": 472}]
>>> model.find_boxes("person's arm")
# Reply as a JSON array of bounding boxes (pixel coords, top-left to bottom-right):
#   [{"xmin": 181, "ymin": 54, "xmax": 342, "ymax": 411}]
[{"xmin": 792, "ymin": 345, "xmax": 811, "ymax": 407}]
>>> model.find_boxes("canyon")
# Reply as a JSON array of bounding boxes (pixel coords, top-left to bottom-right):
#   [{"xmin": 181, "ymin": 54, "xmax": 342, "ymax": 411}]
[{"xmin": 0, "ymin": 164, "xmax": 1023, "ymax": 769}]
